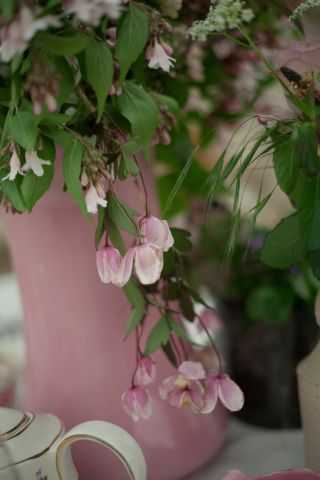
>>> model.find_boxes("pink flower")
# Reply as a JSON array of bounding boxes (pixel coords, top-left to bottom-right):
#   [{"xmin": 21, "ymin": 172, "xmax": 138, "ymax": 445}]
[
  {"xmin": 222, "ymin": 471, "xmax": 251, "ymax": 480},
  {"xmin": 2, "ymin": 147, "xmax": 23, "ymax": 181},
  {"xmin": 0, "ymin": 7, "xmax": 60, "ymax": 62},
  {"xmin": 22, "ymin": 151, "xmax": 50, "ymax": 177},
  {"xmin": 159, "ymin": 361, "xmax": 206, "ymax": 413},
  {"xmin": 134, "ymin": 357, "xmax": 156, "ymax": 386},
  {"xmin": 199, "ymin": 309, "xmax": 222, "ymax": 334},
  {"xmin": 133, "ymin": 244, "xmax": 164, "ymax": 285},
  {"xmin": 139, "ymin": 216, "xmax": 174, "ymax": 252},
  {"xmin": 201, "ymin": 374, "xmax": 244, "ymax": 414},
  {"xmin": 85, "ymin": 183, "xmax": 107, "ymax": 214},
  {"xmin": 147, "ymin": 39, "xmax": 176, "ymax": 72},
  {"xmin": 122, "ymin": 386, "xmax": 152, "ymax": 422},
  {"xmin": 65, "ymin": 0, "xmax": 123, "ymax": 25},
  {"xmin": 96, "ymin": 245, "xmax": 133, "ymax": 287}
]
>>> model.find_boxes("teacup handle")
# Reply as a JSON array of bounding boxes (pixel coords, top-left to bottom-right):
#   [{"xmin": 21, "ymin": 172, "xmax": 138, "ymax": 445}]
[{"xmin": 55, "ymin": 421, "xmax": 147, "ymax": 480}]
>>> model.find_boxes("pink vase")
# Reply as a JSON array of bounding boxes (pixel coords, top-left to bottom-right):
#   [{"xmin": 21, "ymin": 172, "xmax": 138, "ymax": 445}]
[{"xmin": 3, "ymin": 162, "xmax": 227, "ymax": 480}]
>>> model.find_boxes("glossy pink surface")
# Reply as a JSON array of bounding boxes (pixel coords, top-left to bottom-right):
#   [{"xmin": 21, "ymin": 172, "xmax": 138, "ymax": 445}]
[{"xmin": 3, "ymin": 163, "xmax": 227, "ymax": 479}]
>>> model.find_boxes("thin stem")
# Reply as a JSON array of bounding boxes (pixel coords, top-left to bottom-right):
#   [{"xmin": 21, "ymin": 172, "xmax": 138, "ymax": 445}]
[{"xmin": 134, "ymin": 154, "xmax": 150, "ymax": 217}]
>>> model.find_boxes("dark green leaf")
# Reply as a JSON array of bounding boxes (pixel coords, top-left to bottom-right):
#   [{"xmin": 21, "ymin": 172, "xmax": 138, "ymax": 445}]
[
  {"xmin": 117, "ymin": 81, "xmax": 159, "ymax": 144},
  {"xmin": 124, "ymin": 280, "xmax": 146, "ymax": 336},
  {"xmin": 273, "ymin": 138, "xmax": 298, "ymax": 195},
  {"xmin": 34, "ymin": 32, "xmax": 89, "ymax": 56},
  {"xmin": 62, "ymin": 135, "xmax": 86, "ymax": 214},
  {"xmin": 8, "ymin": 112, "xmax": 38, "ymax": 150},
  {"xmin": 294, "ymin": 123, "xmax": 319, "ymax": 175},
  {"xmin": 145, "ymin": 316, "xmax": 171, "ymax": 355},
  {"xmin": 107, "ymin": 193, "xmax": 137, "ymax": 235},
  {"xmin": 21, "ymin": 163, "xmax": 54, "ymax": 211},
  {"xmin": 1, "ymin": 180, "xmax": 26, "ymax": 212},
  {"xmin": 85, "ymin": 38, "xmax": 114, "ymax": 121},
  {"xmin": 261, "ymin": 213, "xmax": 306, "ymax": 269},
  {"xmin": 116, "ymin": 4, "xmax": 149, "ymax": 81},
  {"xmin": 95, "ymin": 206, "xmax": 106, "ymax": 248}
]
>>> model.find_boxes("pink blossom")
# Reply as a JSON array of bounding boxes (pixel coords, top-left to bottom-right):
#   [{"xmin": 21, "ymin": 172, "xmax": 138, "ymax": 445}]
[
  {"xmin": 85, "ymin": 183, "xmax": 107, "ymax": 214},
  {"xmin": 135, "ymin": 357, "xmax": 156, "ymax": 386},
  {"xmin": 133, "ymin": 244, "xmax": 163, "ymax": 285},
  {"xmin": 139, "ymin": 215, "xmax": 174, "ymax": 252},
  {"xmin": 22, "ymin": 151, "xmax": 51, "ymax": 177},
  {"xmin": 96, "ymin": 245, "xmax": 134, "ymax": 287},
  {"xmin": 159, "ymin": 361, "xmax": 206, "ymax": 413},
  {"xmin": 201, "ymin": 374, "xmax": 244, "ymax": 414},
  {"xmin": 222, "ymin": 471, "xmax": 251, "ymax": 480},
  {"xmin": 147, "ymin": 39, "xmax": 176, "ymax": 72},
  {"xmin": 199, "ymin": 309, "xmax": 222, "ymax": 333},
  {"xmin": 2, "ymin": 148, "xmax": 23, "ymax": 181},
  {"xmin": 0, "ymin": 7, "xmax": 60, "ymax": 62},
  {"xmin": 65, "ymin": 0, "xmax": 123, "ymax": 25},
  {"xmin": 121, "ymin": 386, "xmax": 152, "ymax": 422}
]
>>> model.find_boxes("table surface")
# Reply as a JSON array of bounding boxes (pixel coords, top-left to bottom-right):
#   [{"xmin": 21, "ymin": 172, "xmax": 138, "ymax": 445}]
[{"xmin": 189, "ymin": 420, "xmax": 304, "ymax": 480}]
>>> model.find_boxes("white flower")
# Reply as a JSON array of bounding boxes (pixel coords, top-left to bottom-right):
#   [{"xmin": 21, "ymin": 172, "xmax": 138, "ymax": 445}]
[
  {"xmin": 0, "ymin": 7, "xmax": 60, "ymax": 62},
  {"xmin": 85, "ymin": 183, "xmax": 108, "ymax": 214},
  {"xmin": 290, "ymin": 0, "xmax": 320, "ymax": 21},
  {"xmin": 189, "ymin": 0, "xmax": 254, "ymax": 41},
  {"xmin": 134, "ymin": 244, "xmax": 164, "ymax": 285},
  {"xmin": 22, "ymin": 151, "xmax": 51, "ymax": 177},
  {"xmin": 147, "ymin": 40, "xmax": 176, "ymax": 73},
  {"xmin": 65, "ymin": 0, "xmax": 123, "ymax": 25},
  {"xmin": 2, "ymin": 148, "xmax": 23, "ymax": 181}
]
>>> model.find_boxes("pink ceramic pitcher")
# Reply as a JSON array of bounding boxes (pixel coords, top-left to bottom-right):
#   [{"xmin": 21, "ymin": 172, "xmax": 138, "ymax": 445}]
[{"xmin": 3, "ymin": 160, "xmax": 227, "ymax": 480}]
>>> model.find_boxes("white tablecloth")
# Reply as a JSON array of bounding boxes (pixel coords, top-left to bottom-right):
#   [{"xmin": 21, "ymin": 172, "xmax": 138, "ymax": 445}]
[{"xmin": 190, "ymin": 420, "xmax": 304, "ymax": 479}]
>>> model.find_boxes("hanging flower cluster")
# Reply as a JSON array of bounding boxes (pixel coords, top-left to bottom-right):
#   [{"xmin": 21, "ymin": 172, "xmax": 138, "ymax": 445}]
[{"xmin": 0, "ymin": 0, "xmax": 290, "ymax": 421}]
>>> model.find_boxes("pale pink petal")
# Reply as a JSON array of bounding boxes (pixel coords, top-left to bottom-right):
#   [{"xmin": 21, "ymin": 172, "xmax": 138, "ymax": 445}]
[
  {"xmin": 140, "ymin": 216, "xmax": 174, "ymax": 252},
  {"xmin": 148, "ymin": 40, "xmax": 176, "ymax": 72},
  {"xmin": 121, "ymin": 387, "xmax": 152, "ymax": 422},
  {"xmin": 96, "ymin": 246, "xmax": 122, "ymax": 284},
  {"xmin": 189, "ymin": 381, "xmax": 205, "ymax": 411},
  {"xmin": 134, "ymin": 244, "xmax": 163, "ymax": 285},
  {"xmin": 218, "ymin": 375, "xmax": 244, "ymax": 412},
  {"xmin": 167, "ymin": 388, "xmax": 188, "ymax": 408},
  {"xmin": 200, "ymin": 377, "xmax": 219, "ymax": 414},
  {"xmin": 85, "ymin": 183, "xmax": 107, "ymax": 214},
  {"xmin": 178, "ymin": 361, "xmax": 206, "ymax": 381},
  {"xmin": 159, "ymin": 375, "xmax": 177, "ymax": 400},
  {"xmin": 23, "ymin": 151, "xmax": 50, "ymax": 177},
  {"xmin": 115, "ymin": 247, "xmax": 135, "ymax": 288},
  {"xmin": 135, "ymin": 357, "xmax": 156, "ymax": 386},
  {"xmin": 222, "ymin": 471, "xmax": 251, "ymax": 480}
]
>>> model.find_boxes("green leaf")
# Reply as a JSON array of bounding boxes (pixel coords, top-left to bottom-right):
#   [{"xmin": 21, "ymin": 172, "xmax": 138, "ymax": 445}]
[
  {"xmin": 107, "ymin": 193, "xmax": 137, "ymax": 235},
  {"xmin": 145, "ymin": 316, "xmax": 171, "ymax": 355},
  {"xmin": 170, "ymin": 320, "xmax": 188, "ymax": 340},
  {"xmin": 117, "ymin": 81, "xmax": 159, "ymax": 144},
  {"xmin": 119, "ymin": 142, "xmax": 140, "ymax": 179},
  {"xmin": 273, "ymin": 138, "xmax": 298, "ymax": 195},
  {"xmin": 0, "ymin": 0, "xmax": 15, "ymax": 19},
  {"xmin": 85, "ymin": 38, "xmax": 114, "ymax": 121},
  {"xmin": 8, "ymin": 112, "xmax": 38, "ymax": 150},
  {"xmin": 294, "ymin": 123, "xmax": 319, "ymax": 175},
  {"xmin": 95, "ymin": 206, "xmax": 106, "ymax": 248},
  {"xmin": 35, "ymin": 32, "xmax": 89, "ymax": 56},
  {"xmin": 1, "ymin": 180, "xmax": 26, "ymax": 212},
  {"xmin": 62, "ymin": 135, "xmax": 86, "ymax": 214},
  {"xmin": 124, "ymin": 280, "xmax": 146, "ymax": 336},
  {"xmin": 261, "ymin": 213, "xmax": 306, "ymax": 269},
  {"xmin": 116, "ymin": 4, "xmax": 149, "ymax": 81},
  {"xmin": 21, "ymin": 164, "xmax": 54, "ymax": 211}
]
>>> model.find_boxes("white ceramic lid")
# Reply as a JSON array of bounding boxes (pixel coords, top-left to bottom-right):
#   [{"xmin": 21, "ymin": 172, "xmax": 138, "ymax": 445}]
[
  {"xmin": 0, "ymin": 411, "xmax": 63, "ymax": 468},
  {"xmin": 0, "ymin": 408, "xmax": 24, "ymax": 435}
]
